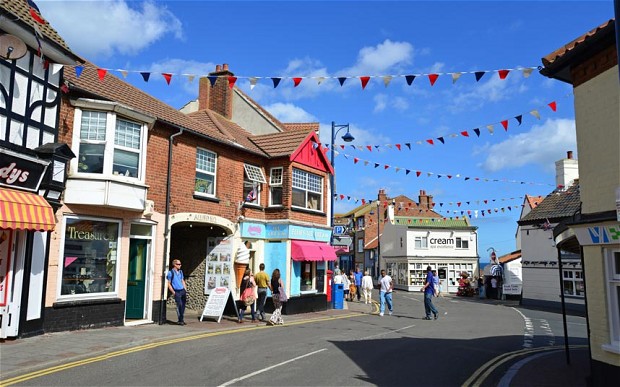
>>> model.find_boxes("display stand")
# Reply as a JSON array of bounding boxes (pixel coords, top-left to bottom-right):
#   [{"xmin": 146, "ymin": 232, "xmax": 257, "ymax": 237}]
[{"xmin": 200, "ymin": 287, "xmax": 238, "ymax": 323}]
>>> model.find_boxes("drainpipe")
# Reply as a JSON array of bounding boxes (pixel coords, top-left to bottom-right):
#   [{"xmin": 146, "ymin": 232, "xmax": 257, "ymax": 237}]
[{"xmin": 159, "ymin": 128, "xmax": 184, "ymax": 324}]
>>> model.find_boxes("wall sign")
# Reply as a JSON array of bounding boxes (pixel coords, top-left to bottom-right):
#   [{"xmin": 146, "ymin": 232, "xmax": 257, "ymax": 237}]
[{"xmin": 0, "ymin": 148, "xmax": 49, "ymax": 192}]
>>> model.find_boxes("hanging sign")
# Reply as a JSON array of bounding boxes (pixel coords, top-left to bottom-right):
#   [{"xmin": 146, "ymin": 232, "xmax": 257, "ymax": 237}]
[{"xmin": 0, "ymin": 148, "xmax": 49, "ymax": 192}]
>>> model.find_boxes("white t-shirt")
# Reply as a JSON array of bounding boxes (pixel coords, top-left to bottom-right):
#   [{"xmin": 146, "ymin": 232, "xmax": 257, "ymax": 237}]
[
  {"xmin": 380, "ymin": 275, "xmax": 392, "ymax": 293},
  {"xmin": 491, "ymin": 278, "xmax": 498, "ymax": 288},
  {"xmin": 333, "ymin": 274, "xmax": 343, "ymax": 284},
  {"xmin": 362, "ymin": 275, "xmax": 374, "ymax": 290}
]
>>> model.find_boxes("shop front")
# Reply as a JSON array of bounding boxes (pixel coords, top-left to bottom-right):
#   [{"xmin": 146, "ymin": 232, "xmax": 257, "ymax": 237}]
[{"xmin": 240, "ymin": 221, "xmax": 335, "ymax": 314}]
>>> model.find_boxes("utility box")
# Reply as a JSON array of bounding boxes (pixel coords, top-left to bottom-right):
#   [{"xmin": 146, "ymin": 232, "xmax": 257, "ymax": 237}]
[{"xmin": 332, "ymin": 283, "xmax": 344, "ymax": 309}]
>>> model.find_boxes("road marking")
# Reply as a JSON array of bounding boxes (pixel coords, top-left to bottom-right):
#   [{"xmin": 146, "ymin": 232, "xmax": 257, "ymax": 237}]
[
  {"xmin": 218, "ymin": 348, "xmax": 327, "ymax": 386},
  {"xmin": 357, "ymin": 324, "xmax": 416, "ymax": 341},
  {"xmin": 497, "ymin": 349, "xmax": 562, "ymax": 387},
  {"xmin": 0, "ymin": 313, "xmax": 361, "ymax": 386}
]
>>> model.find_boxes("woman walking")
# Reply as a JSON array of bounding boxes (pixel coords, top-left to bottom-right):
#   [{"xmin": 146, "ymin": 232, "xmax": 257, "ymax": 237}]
[
  {"xmin": 237, "ymin": 268, "xmax": 257, "ymax": 323},
  {"xmin": 268, "ymin": 268, "xmax": 286, "ymax": 325},
  {"xmin": 361, "ymin": 270, "xmax": 374, "ymax": 304}
]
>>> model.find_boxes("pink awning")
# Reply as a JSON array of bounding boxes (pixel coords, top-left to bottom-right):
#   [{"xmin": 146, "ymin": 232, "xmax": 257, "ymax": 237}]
[{"xmin": 291, "ymin": 240, "xmax": 337, "ymax": 261}]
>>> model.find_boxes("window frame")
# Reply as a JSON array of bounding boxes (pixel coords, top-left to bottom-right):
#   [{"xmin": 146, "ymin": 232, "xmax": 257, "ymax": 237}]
[
  {"xmin": 414, "ymin": 236, "xmax": 428, "ymax": 249},
  {"xmin": 561, "ymin": 267, "xmax": 584, "ymax": 297},
  {"xmin": 269, "ymin": 167, "xmax": 283, "ymax": 206},
  {"xmin": 358, "ymin": 238, "xmax": 364, "ymax": 253},
  {"xmin": 71, "ymin": 105, "xmax": 148, "ymax": 182},
  {"xmin": 194, "ymin": 147, "xmax": 217, "ymax": 197},
  {"xmin": 456, "ymin": 237, "xmax": 469, "ymax": 249},
  {"xmin": 291, "ymin": 168, "xmax": 323, "ymax": 212},
  {"xmin": 604, "ymin": 248, "xmax": 620, "ymax": 354},
  {"xmin": 243, "ymin": 164, "xmax": 265, "ymax": 206}
]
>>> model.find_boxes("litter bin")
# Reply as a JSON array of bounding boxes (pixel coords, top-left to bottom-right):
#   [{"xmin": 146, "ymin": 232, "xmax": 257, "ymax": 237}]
[{"xmin": 332, "ymin": 283, "xmax": 344, "ymax": 309}]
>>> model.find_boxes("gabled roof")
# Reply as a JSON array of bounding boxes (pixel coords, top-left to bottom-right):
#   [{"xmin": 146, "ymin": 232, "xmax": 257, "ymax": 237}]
[
  {"xmin": 251, "ymin": 128, "xmax": 315, "ymax": 157},
  {"xmin": 518, "ymin": 182, "xmax": 581, "ymax": 224},
  {"xmin": 525, "ymin": 195, "xmax": 544, "ymax": 209},
  {"xmin": 393, "ymin": 217, "xmax": 474, "ymax": 229},
  {"xmin": 283, "ymin": 123, "xmax": 319, "ymax": 132},
  {"xmin": 498, "ymin": 250, "xmax": 522, "ymax": 264}
]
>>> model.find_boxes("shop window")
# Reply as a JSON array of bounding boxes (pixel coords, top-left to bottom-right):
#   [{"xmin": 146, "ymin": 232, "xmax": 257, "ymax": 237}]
[
  {"xmin": 300, "ymin": 261, "xmax": 315, "ymax": 292},
  {"xmin": 604, "ymin": 249, "xmax": 620, "ymax": 352},
  {"xmin": 292, "ymin": 168, "xmax": 323, "ymax": 211},
  {"xmin": 74, "ymin": 109, "xmax": 145, "ymax": 179},
  {"xmin": 414, "ymin": 236, "xmax": 428, "ymax": 249},
  {"xmin": 269, "ymin": 167, "xmax": 283, "ymax": 206},
  {"xmin": 60, "ymin": 217, "xmax": 121, "ymax": 297},
  {"xmin": 562, "ymin": 268, "xmax": 584, "ymax": 297},
  {"xmin": 456, "ymin": 237, "xmax": 469, "ymax": 249},
  {"xmin": 195, "ymin": 148, "xmax": 217, "ymax": 197},
  {"xmin": 243, "ymin": 164, "xmax": 266, "ymax": 205}
]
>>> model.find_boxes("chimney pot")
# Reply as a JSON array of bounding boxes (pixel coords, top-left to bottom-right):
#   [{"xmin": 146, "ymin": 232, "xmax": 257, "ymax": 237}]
[
  {"xmin": 216, "ymin": 64, "xmax": 222, "ymax": 72},
  {"xmin": 223, "ymin": 63, "xmax": 229, "ymax": 71},
  {"xmin": 567, "ymin": 151, "xmax": 573, "ymax": 159}
]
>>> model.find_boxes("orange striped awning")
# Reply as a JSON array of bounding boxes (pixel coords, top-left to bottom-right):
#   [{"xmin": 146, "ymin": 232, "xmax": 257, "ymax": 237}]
[{"xmin": 0, "ymin": 187, "xmax": 56, "ymax": 231}]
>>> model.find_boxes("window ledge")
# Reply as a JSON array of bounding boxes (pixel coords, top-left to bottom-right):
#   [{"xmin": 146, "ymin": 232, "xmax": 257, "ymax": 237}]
[
  {"xmin": 193, "ymin": 194, "xmax": 220, "ymax": 203},
  {"xmin": 243, "ymin": 203, "xmax": 263, "ymax": 210},
  {"xmin": 602, "ymin": 342, "xmax": 620, "ymax": 354},
  {"xmin": 53, "ymin": 297, "xmax": 122, "ymax": 308}
]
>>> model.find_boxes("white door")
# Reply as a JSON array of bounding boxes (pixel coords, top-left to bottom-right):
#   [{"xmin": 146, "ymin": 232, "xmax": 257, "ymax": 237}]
[{"xmin": 0, "ymin": 230, "xmax": 25, "ymax": 338}]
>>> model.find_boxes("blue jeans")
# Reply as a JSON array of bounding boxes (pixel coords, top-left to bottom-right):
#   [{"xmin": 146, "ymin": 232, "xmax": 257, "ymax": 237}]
[
  {"xmin": 424, "ymin": 292, "xmax": 438, "ymax": 318},
  {"xmin": 380, "ymin": 291, "xmax": 393, "ymax": 314},
  {"xmin": 173, "ymin": 288, "xmax": 187, "ymax": 323},
  {"xmin": 257, "ymin": 288, "xmax": 268, "ymax": 318}
]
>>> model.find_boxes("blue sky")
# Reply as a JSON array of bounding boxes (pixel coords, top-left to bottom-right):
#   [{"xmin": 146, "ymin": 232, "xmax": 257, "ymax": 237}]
[{"xmin": 39, "ymin": 0, "xmax": 613, "ymax": 262}]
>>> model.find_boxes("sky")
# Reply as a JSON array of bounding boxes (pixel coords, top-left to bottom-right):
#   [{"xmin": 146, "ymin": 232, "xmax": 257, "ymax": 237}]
[{"xmin": 37, "ymin": 0, "xmax": 614, "ymax": 263}]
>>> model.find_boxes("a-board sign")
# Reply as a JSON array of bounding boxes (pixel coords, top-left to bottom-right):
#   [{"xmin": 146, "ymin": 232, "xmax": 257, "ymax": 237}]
[{"xmin": 200, "ymin": 286, "xmax": 237, "ymax": 323}]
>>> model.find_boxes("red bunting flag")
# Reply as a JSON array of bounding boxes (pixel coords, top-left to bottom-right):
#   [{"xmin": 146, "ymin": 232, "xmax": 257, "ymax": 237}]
[
  {"xmin": 366, "ymin": 145, "xmax": 372, "ymax": 151},
  {"xmin": 361, "ymin": 199, "xmax": 366, "ymax": 205},
  {"xmin": 339, "ymin": 194, "xmax": 345, "ymax": 200},
  {"xmin": 227, "ymin": 76, "xmax": 237, "ymax": 89},
  {"xmin": 29, "ymin": 7, "xmax": 46, "ymax": 24},
  {"xmin": 395, "ymin": 144, "xmax": 401, "ymax": 150},
  {"xmin": 548, "ymin": 101, "xmax": 557, "ymax": 111},
  {"xmin": 501, "ymin": 120, "xmax": 509, "ymax": 131},
  {"xmin": 384, "ymin": 165, "xmax": 389, "ymax": 170},
  {"xmin": 162, "ymin": 73, "xmax": 172, "ymax": 85},
  {"xmin": 461, "ymin": 131, "xmax": 469, "ymax": 137},
  {"xmin": 498, "ymin": 69, "xmax": 510, "ymax": 79},
  {"xmin": 293, "ymin": 77, "xmax": 302, "ymax": 87},
  {"xmin": 354, "ymin": 158, "xmax": 359, "ymax": 164},
  {"xmin": 426, "ymin": 139, "xmax": 434, "ymax": 145},
  {"xmin": 457, "ymin": 202, "xmax": 461, "ymax": 207},
  {"xmin": 360, "ymin": 76, "xmax": 370, "ymax": 89},
  {"xmin": 428, "ymin": 74, "xmax": 439, "ymax": 86},
  {"xmin": 416, "ymin": 171, "xmax": 421, "ymax": 177},
  {"xmin": 97, "ymin": 68, "xmax": 107, "ymax": 81}
]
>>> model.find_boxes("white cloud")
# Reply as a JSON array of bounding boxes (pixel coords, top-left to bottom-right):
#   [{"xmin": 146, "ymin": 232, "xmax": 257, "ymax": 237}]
[
  {"xmin": 374, "ymin": 94, "xmax": 387, "ymax": 113},
  {"xmin": 449, "ymin": 73, "xmax": 528, "ymax": 113},
  {"xmin": 263, "ymin": 103, "xmax": 317, "ymax": 123},
  {"xmin": 39, "ymin": 0, "xmax": 183, "ymax": 59},
  {"xmin": 476, "ymin": 118, "xmax": 576, "ymax": 172},
  {"xmin": 373, "ymin": 94, "xmax": 409, "ymax": 113},
  {"xmin": 144, "ymin": 58, "xmax": 215, "ymax": 94},
  {"xmin": 316, "ymin": 123, "xmax": 390, "ymax": 150},
  {"xmin": 340, "ymin": 39, "xmax": 414, "ymax": 76}
]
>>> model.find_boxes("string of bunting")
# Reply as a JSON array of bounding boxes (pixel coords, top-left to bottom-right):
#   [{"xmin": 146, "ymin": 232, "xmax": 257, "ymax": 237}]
[
  {"xmin": 68, "ymin": 63, "xmax": 541, "ymax": 88},
  {"xmin": 334, "ymin": 193, "xmax": 528, "ymax": 207},
  {"xmin": 320, "ymin": 99, "xmax": 563, "ymax": 151}
]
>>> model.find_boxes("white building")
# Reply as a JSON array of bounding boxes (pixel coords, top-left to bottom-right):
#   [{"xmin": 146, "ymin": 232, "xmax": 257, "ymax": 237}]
[{"xmin": 380, "ymin": 203, "xmax": 479, "ymax": 293}]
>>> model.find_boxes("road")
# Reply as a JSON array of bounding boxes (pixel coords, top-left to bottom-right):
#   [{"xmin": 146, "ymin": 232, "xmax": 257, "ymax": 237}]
[{"xmin": 8, "ymin": 293, "xmax": 588, "ymax": 386}]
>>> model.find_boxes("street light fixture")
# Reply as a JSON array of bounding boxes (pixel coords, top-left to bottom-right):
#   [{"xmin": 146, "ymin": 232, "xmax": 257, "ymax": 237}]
[
  {"xmin": 330, "ymin": 122, "xmax": 354, "ymax": 270},
  {"xmin": 376, "ymin": 199, "xmax": 381, "ymax": 279}
]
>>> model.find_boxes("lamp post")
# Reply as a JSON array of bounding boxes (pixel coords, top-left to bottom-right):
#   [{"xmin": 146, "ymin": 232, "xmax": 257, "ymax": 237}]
[
  {"xmin": 376, "ymin": 199, "xmax": 381, "ymax": 279},
  {"xmin": 330, "ymin": 122, "xmax": 354, "ymax": 271}
]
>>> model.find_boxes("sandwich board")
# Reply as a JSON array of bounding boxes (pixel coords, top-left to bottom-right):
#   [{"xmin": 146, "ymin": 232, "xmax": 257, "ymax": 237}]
[{"xmin": 200, "ymin": 286, "xmax": 237, "ymax": 323}]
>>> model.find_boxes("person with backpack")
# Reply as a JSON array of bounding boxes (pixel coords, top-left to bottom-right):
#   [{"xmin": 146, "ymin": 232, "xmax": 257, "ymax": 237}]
[{"xmin": 167, "ymin": 259, "xmax": 187, "ymax": 325}]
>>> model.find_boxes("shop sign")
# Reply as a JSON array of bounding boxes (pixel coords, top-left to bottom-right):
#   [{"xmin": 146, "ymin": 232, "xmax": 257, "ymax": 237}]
[
  {"xmin": 429, "ymin": 237, "xmax": 454, "ymax": 249},
  {"xmin": 241, "ymin": 222, "xmax": 266, "ymax": 238},
  {"xmin": 574, "ymin": 224, "xmax": 620, "ymax": 245},
  {"xmin": 503, "ymin": 284, "xmax": 522, "ymax": 295},
  {"xmin": 0, "ymin": 148, "xmax": 49, "ymax": 192},
  {"xmin": 266, "ymin": 224, "xmax": 288, "ymax": 239},
  {"xmin": 200, "ymin": 286, "xmax": 237, "ymax": 323}
]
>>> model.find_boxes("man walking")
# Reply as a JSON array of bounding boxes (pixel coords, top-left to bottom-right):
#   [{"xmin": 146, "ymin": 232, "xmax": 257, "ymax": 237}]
[
  {"xmin": 354, "ymin": 267, "xmax": 363, "ymax": 302},
  {"xmin": 254, "ymin": 263, "xmax": 270, "ymax": 321},
  {"xmin": 167, "ymin": 259, "xmax": 187, "ymax": 325},
  {"xmin": 379, "ymin": 269, "xmax": 393, "ymax": 316},
  {"xmin": 421, "ymin": 266, "xmax": 438, "ymax": 320}
]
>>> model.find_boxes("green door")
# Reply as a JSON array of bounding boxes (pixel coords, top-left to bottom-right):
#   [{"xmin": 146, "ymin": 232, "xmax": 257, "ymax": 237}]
[{"xmin": 126, "ymin": 239, "xmax": 147, "ymax": 319}]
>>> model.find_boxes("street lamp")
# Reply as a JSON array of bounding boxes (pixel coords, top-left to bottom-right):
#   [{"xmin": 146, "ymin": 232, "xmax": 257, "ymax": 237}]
[
  {"xmin": 376, "ymin": 199, "xmax": 381, "ymax": 279},
  {"xmin": 330, "ymin": 122, "xmax": 354, "ymax": 271}
]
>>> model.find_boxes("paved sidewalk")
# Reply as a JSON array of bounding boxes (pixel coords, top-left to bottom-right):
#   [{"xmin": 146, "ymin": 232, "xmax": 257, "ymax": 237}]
[{"xmin": 0, "ymin": 295, "xmax": 590, "ymax": 386}]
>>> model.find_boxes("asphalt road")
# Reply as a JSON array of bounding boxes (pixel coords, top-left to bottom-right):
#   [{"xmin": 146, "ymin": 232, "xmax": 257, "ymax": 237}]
[{"xmin": 12, "ymin": 293, "xmax": 587, "ymax": 387}]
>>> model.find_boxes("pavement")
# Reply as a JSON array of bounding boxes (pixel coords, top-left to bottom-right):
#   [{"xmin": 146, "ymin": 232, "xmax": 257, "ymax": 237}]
[{"xmin": 0, "ymin": 295, "xmax": 590, "ymax": 386}]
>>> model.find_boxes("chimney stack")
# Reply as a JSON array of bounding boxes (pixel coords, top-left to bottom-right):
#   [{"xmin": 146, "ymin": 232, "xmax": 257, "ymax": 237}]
[
  {"xmin": 197, "ymin": 64, "xmax": 235, "ymax": 118},
  {"xmin": 555, "ymin": 150, "xmax": 579, "ymax": 189},
  {"xmin": 378, "ymin": 189, "xmax": 387, "ymax": 203}
]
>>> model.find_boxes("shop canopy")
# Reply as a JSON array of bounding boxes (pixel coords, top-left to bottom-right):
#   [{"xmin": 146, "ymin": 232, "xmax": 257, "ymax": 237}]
[
  {"xmin": 0, "ymin": 187, "xmax": 56, "ymax": 231},
  {"xmin": 291, "ymin": 240, "xmax": 337, "ymax": 261}
]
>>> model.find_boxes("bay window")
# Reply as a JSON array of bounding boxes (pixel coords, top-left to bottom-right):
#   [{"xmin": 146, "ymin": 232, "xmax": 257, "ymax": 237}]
[
  {"xmin": 292, "ymin": 168, "xmax": 323, "ymax": 211},
  {"xmin": 195, "ymin": 148, "xmax": 217, "ymax": 196}
]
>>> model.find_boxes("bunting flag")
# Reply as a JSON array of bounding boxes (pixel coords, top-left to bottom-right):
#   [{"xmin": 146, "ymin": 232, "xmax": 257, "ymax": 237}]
[
  {"xmin": 498, "ymin": 69, "xmax": 510, "ymax": 79},
  {"xmin": 474, "ymin": 71, "xmax": 486, "ymax": 82},
  {"xmin": 141, "ymin": 72, "xmax": 150, "ymax": 82},
  {"xmin": 360, "ymin": 76, "xmax": 370, "ymax": 90},
  {"xmin": 97, "ymin": 68, "xmax": 107, "ymax": 81},
  {"xmin": 162, "ymin": 73, "xmax": 172, "ymax": 85},
  {"xmin": 452, "ymin": 73, "xmax": 462, "ymax": 84},
  {"xmin": 28, "ymin": 0, "xmax": 46, "ymax": 24},
  {"xmin": 293, "ymin": 77, "xmax": 302, "ymax": 87},
  {"xmin": 272, "ymin": 77, "xmax": 281, "ymax": 88},
  {"xmin": 227, "ymin": 76, "xmax": 237, "ymax": 89},
  {"xmin": 406, "ymin": 75, "xmax": 416, "ymax": 85},
  {"xmin": 428, "ymin": 74, "xmax": 439, "ymax": 86}
]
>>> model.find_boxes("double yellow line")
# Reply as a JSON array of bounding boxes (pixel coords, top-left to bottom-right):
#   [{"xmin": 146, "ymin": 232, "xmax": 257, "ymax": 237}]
[
  {"xmin": 0, "ymin": 312, "xmax": 362, "ymax": 386},
  {"xmin": 462, "ymin": 344, "xmax": 588, "ymax": 387}
]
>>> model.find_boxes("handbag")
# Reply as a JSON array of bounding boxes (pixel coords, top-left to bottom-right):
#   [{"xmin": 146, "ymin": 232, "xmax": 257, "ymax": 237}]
[
  {"xmin": 242, "ymin": 287, "xmax": 255, "ymax": 305},
  {"xmin": 278, "ymin": 286, "xmax": 288, "ymax": 302}
]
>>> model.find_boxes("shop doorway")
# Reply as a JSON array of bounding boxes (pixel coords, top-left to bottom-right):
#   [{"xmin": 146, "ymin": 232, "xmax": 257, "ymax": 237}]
[
  {"xmin": 0, "ymin": 230, "xmax": 25, "ymax": 338},
  {"xmin": 126, "ymin": 238, "xmax": 148, "ymax": 319}
]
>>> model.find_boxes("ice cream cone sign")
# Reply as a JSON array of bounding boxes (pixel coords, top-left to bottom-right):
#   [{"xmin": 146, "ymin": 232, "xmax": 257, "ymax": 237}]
[{"xmin": 235, "ymin": 241, "xmax": 250, "ymax": 287}]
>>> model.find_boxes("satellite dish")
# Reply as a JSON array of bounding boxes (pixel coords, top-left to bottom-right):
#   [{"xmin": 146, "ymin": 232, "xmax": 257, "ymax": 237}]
[{"xmin": 0, "ymin": 34, "xmax": 28, "ymax": 60}]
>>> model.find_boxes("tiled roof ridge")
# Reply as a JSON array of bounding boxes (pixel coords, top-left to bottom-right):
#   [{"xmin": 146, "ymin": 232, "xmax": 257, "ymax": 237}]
[{"xmin": 542, "ymin": 18, "xmax": 615, "ymax": 67}]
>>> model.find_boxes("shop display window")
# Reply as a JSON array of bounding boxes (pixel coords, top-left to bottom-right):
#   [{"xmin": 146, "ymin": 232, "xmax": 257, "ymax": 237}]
[
  {"xmin": 60, "ymin": 217, "xmax": 121, "ymax": 296},
  {"xmin": 300, "ymin": 261, "xmax": 315, "ymax": 292}
]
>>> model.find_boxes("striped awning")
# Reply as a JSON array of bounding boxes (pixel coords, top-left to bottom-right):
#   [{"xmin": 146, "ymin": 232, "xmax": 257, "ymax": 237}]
[{"xmin": 0, "ymin": 187, "xmax": 56, "ymax": 231}]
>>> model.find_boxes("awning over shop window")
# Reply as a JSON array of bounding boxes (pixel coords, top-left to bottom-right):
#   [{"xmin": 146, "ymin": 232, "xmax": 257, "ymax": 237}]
[
  {"xmin": 291, "ymin": 240, "xmax": 337, "ymax": 262},
  {"xmin": 0, "ymin": 187, "xmax": 55, "ymax": 231}
]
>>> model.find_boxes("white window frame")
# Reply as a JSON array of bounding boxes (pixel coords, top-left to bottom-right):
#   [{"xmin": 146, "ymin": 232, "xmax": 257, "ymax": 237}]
[
  {"xmin": 358, "ymin": 238, "xmax": 364, "ymax": 253},
  {"xmin": 603, "ymin": 248, "xmax": 620, "ymax": 354},
  {"xmin": 292, "ymin": 168, "xmax": 323, "ymax": 212},
  {"xmin": 269, "ymin": 167, "xmax": 283, "ymax": 206},
  {"xmin": 71, "ymin": 103, "xmax": 150, "ymax": 182},
  {"xmin": 456, "ymin": 237, "xmax": 469, "ymax": 249},
  {"xmin": 356, "ymin": 217, "xmax": 365, "ymax": 230},
  {"xmin": 243, "ymin": 164, "xmax": 265, "ymax": 205},
  {"xmin": 561, "ymin": 268, "xmax": 584, "ymax": 297},
  {"xmin": 57, "ymin": 215, "xmax": 122, "ymax": 301},
  {"xmin": 195, "ymin": 148, "xmax": 217, "ymax": 197},
  {"xmin": 415, "ymin": 236, "xmax": 428, "ymax": 249}
]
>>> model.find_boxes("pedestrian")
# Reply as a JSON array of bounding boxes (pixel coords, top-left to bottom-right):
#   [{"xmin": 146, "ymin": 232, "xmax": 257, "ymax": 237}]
[
  {"xmin": 361, "ymin": 270, "xmax": 374, "ymax": 304},
  {"xmin": 268, "ymin": 268, "xmax": 285, "ymax": 325},
  {"xmin": 491, "ymin": 276, "xmax": 498, "ymax": 299},
  {"xmin": 166, "ymin": 259, "xmax": 187, "ymax": 326},
  {"xmin": 478, "ymin": 277, "xmax": 485, "ymax": 299},
  {"xmin": 354, "ymin": 267, "xmax": 363, "ymax": 302},
  {"xmin": 254, "ymin": 263, "xmax": 270, "ymax": 321},
  {"xmin": 421, "ymin": 265, "xmax": 439, "ymax": 320},
  {"xmin": 333, "ymin": 268, "xmax": 343, "ymax": 284},
  {"xmin": 342, "ymin": 270, "xmax": 351, "ymax": 301},
  {"xmin": 379, "ymin": 269, "xmax": 393, "ymax": 316},
  {"xmin": 237, "ymin": 268, "xmax": 257, "ymax": 323},
  {"xmin": 438, "ymin": 279, "xmax": 444, "ymax": 297},
  {"xmin": 348, "ymin": 270, "xmax": 357, "ymax": 301},
  {"xmin": 432, "ymin": 270, "xmax": 440, "ymax": 297}
]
